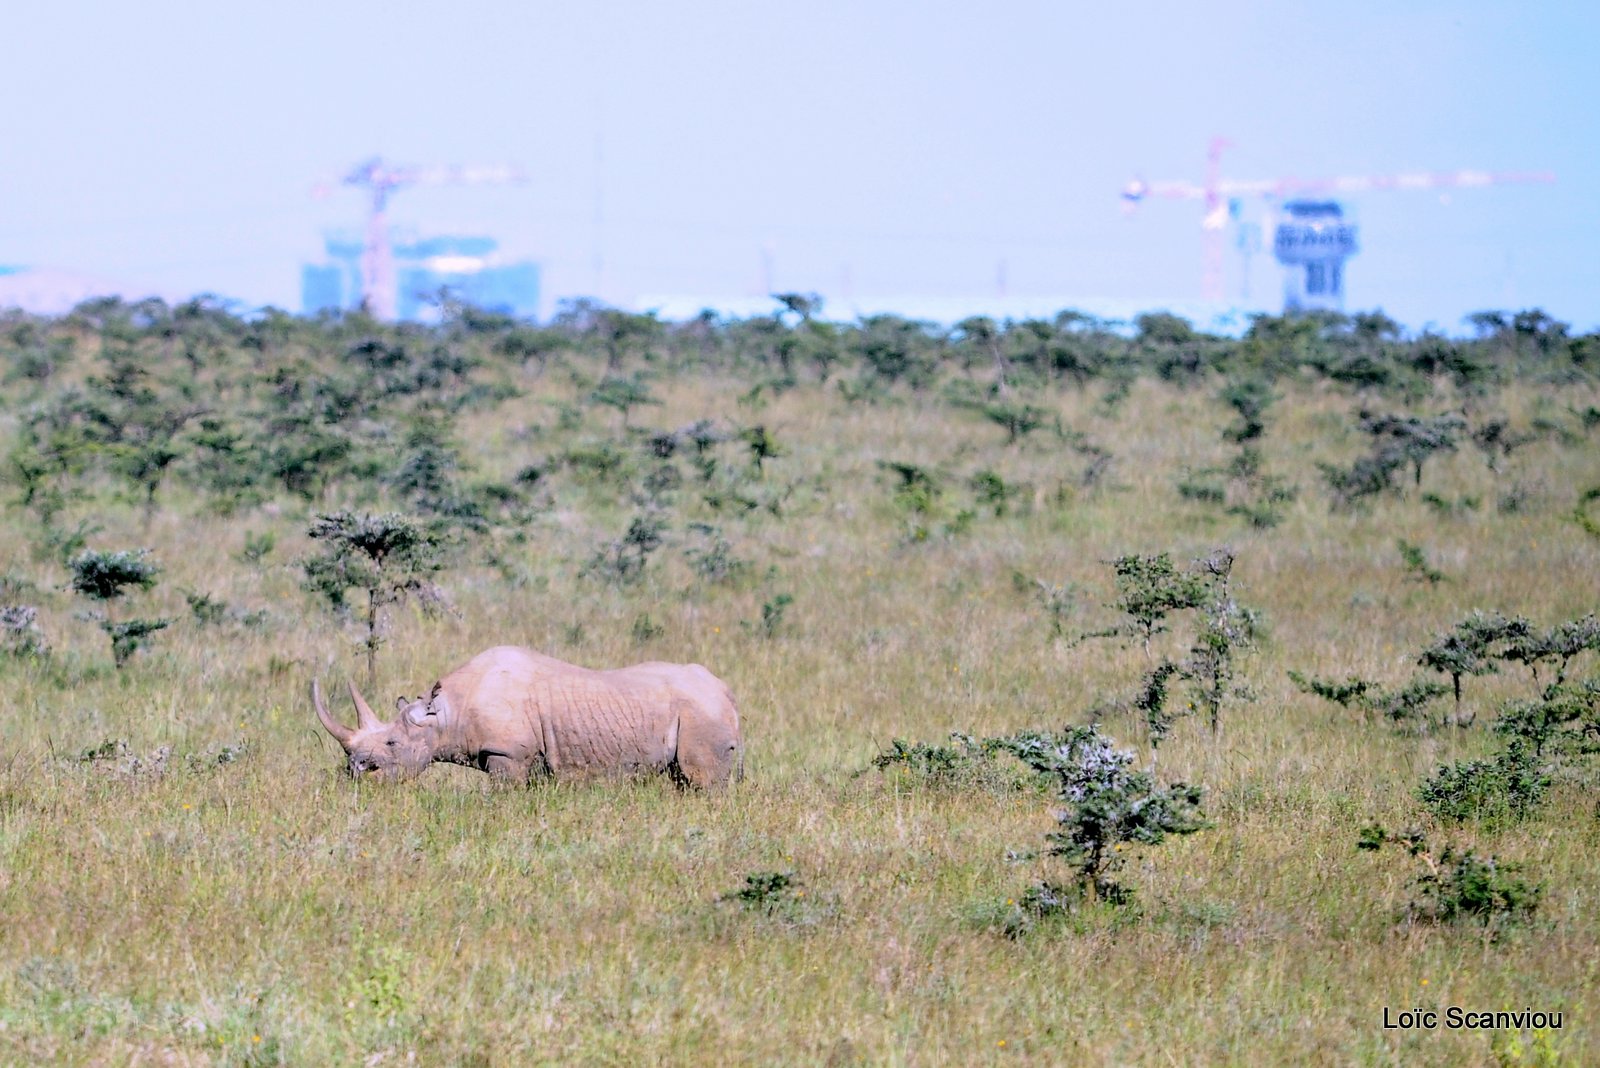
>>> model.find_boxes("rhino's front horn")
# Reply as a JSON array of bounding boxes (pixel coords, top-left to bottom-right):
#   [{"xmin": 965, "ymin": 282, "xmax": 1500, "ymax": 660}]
[
  {"xmin": 312, "ymin": 678, "xmax": 355, "ymax": 749},
  {"xmin": 348, "ymin": 679, "xmax": 383, "ymax": 731}
]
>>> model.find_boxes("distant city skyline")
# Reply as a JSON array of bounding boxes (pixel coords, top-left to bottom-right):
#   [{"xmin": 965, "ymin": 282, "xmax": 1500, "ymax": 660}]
[{"xmin": 0, "ymin": 2, "xmax": 1594, "ymax": 332}]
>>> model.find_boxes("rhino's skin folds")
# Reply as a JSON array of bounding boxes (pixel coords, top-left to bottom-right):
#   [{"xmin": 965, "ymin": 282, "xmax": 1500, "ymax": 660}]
[{"xmin": 313, "ymin": 645, "xmax": 743, "ymax": 788}]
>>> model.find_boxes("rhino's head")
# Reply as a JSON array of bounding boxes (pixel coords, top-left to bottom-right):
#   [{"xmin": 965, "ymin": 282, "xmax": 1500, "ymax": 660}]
[{"xmin": 312, "ymin": 678, "xmax": 449, "ymax": 781}]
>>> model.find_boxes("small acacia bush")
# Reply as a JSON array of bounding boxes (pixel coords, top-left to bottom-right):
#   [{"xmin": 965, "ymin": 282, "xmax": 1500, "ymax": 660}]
[
  {"xmin": 581, "ymin": 513, "xmax": 667, "ymax": 584},
  {"xmin": 1417, "ymin": 742, "xmax": 1550, "ymax": 826},
  {"xmin": 1495, "ymin": 683, "xmax": 1600, "ymax": 758},
  {"xmin": 67, "ymin": 548, "xmax": 170, "ymax": 668},
  {"xmin": 1294, "ymin": 610, "xmax": 1600, "ymax": 737},
  {"xmin": 1417, "ymin": 611, "xmax": 1534, "ymax": 722},
  {"xmin": 1358, "ymin": 825, "xmax": 1542, "ymax": 930},
  {"xmin": 715, "ymin": 869, "xmax": 831, "ymax": 930},
  {"xmin": 683, "ymin": 522, "xmax": 749, "ymax": 584},
  {"xmin": 1076, "ymin": 549, "xmax": 1257, "ymax": 746},
  {"xmin": 1291, "ymin": 669, "xmax": 1453, "ymax": 730},
  {"xmin": 0, "ymin": 605, "xmax": 48, "ymax": 658},
  {"xmin": 719, "ymin": 870, "xmax": 801, "ymax": 915},
  {"xmin": 995, "ymin": 725, "xmax": 1208, "ymax": 909}
]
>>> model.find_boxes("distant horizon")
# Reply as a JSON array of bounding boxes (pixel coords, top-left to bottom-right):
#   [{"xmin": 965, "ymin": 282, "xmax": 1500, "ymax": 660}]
[{"xmin": 0, "ymin": 262, "xmax": 1585, "ymax": 341}]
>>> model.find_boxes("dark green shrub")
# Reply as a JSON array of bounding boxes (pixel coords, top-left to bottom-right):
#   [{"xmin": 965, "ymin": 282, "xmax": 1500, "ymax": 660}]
[
  {"xmin": 970, "ymin": 470, "xmax": 1024, "ymax": 517},
  {"xmin": 1417, "ymin": 742, "xmax": 1550, "ymax": 826},
  {"xmin": 683, "ymin": 523, "xmax": 749, "ymax": 584},
  {"xmin": 868, "ymin": 733, "xmax": 1029, "ymax": 793},
  {"xmin": 1320, "ymin": 411, "xmax": 1464, "ymax": 507},
  {"xmin": 582, "ymin": 514, "xmax": 667, "ymax": 585},
  {"xmin": 1358, "ymin": 826, "xmax": 1541, "ymax": 929},
  {"xmin": 67, "ymin": 549, "xmax": 169, "ymax": 669},
  {"xmin": 588, "ymin": 370, "xmax": 656, "ymax": 428},
  {"xmin": 101, "ymin": 619, "xmax": 172, "ymax": 669},
  {"xmin": 1397, "ymin": 539, "xmax": 1446, "ymax": 584},
  {"xmin": 630, "ymin": 613, "xmax": 664, "ymax": 643},
  {"xmin": 1493, "ymin": 683, "xmax": 1600, "ymax": 758},
  {"xmin": 717, "ymin": 870, "xmax": 827, "ymax": 926},
  {"xmin": 721, "ymin": 870, "xmax": 797, "ymax": 913},
  {"xmin": 1498, "ymin": 614, "xmax": 1600, "ymax": 687},
  {"xmin": 982, "ymin": 401, "xmax": 1050, "ymax": 445},
  {"xmin": 753, "ymin": 593, "xmax": 792, "ymax": 639},
  {"xmin": 739, "ymin": 424, "xmax": 783, "ymax": 475},
  {"xmin": 879, "ymin": 461, "xmax": 974, "ymax": 543},
  {"xmin": 1219, "ymin": 376, "xmax": 1275, "ymax": 443},
  {"xmin": 67, "ymin": 549, "xmax": 159, "ymax": 603},
  {"xmin": 1132, "ymin": 661, "xmax": 1182, "ymax": 754},
  {"xmin": 1094, "ymin": 552, "xmax": 1208, "ymax": 656}
]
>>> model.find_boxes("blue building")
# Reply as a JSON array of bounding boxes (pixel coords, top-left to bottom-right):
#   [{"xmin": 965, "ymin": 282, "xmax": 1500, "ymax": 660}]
[
  {"xmin": 301, "ymin": 232, "xmax": 540, "ymax": 321},
  {"xmin": 1273, "ymin": 201, "xmax": 1358, "ymax": 313}
]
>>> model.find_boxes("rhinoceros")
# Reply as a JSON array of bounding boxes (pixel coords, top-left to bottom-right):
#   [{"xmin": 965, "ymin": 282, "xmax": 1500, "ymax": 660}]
[{"xmin": 312, "ymin": 645, "xmax": 742, "ymax": 787}]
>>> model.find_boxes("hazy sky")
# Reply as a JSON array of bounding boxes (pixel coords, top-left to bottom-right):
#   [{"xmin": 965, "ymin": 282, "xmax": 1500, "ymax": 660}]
[{"xmin": 1, "ymin": 1, "xmax": 1594, "ymax": 330}]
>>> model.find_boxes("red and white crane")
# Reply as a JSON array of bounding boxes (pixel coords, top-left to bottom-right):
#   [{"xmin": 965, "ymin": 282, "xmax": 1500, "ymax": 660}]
[
  {"xmin": 1122, "ymin": 139, "xmax": 1555, "ymax": 302},
  {"xmin": 313, "ymin": 157, "xmax": 527, "ymax": 319}
]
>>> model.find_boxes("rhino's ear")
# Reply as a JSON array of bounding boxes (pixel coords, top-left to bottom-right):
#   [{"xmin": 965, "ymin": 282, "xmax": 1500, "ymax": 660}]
[
  {"xmin": 396, "ymin": 696, "xmax": 408, "ymax": 713},
  {"xmin": 406, "ymin": 691, "xmax": 449, "ymax": 727}
]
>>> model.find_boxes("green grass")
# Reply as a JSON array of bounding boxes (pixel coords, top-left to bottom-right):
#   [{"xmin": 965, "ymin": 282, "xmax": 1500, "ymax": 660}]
[{"xmin": 0, "ymin": 348, "xmax": 1596, "ymax": 1064}]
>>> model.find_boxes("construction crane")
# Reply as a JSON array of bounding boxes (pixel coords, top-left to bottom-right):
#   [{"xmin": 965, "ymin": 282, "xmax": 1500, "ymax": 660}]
[
  {"xmin": 1121, "ymin": 139, "xmax": 1555, "ymax": 302},
  {"xmin": 313, "ymin": 157, "xmax": 527, "ymax": 319}
]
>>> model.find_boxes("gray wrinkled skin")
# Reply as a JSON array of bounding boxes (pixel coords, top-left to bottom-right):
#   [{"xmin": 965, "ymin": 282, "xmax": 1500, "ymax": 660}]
[{"xmin": 314, "ymin": 646, "xmax": 742, "ymax": 788}]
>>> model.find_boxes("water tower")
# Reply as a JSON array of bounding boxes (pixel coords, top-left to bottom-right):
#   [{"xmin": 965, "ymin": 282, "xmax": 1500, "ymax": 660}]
[{"xmin": 1273, "ymin": 200, "xmax": 1358, "ymax": 312}]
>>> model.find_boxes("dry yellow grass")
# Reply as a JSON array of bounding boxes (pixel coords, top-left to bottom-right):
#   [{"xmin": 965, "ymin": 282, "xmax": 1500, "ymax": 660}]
[{"xmin": 0, "ymin": 364, "xmax": 1595, "ymax": 1065}]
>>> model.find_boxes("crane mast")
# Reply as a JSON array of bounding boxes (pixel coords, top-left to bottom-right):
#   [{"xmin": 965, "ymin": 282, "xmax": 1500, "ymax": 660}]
[
  {"xmin": 1122, "ymin": 145, "xmax": 1554, "ymax": 306},
  {"xmin": 331, "ymin": 157, "xmax": 527, "ymax": 320}
]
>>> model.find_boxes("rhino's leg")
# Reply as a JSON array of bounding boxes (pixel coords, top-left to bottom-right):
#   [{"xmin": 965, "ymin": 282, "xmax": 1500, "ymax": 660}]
[
  {"xmin": 672, "ymin": 701, "xmax": 741, "ymax": 789},
  {"xmin": 480, "ymin": 750, "xmax": 537, "ymax": 782}
]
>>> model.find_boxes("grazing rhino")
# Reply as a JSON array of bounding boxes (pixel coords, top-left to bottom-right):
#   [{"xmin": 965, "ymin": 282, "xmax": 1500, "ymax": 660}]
[{"xmin": 313, "ymin": 645, "xmax": 742, "ymax": 788}]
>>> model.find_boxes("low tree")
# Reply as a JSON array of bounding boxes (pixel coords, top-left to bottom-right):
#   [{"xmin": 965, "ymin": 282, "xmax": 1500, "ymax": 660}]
[
  {"xmin": 589, "ymin": 373, "xmax": 660, "ymax": 429},
  {"xmin": 1417, "ymin": 611, "xmax": 1532, "ymax": 724},
  {"xmin": 67, "ymin": 549, "xmax": 170, "ymax": 668},
  {"xmin": 581, "ymin": 513, "xmax": 668, "ymax": 585},
  {"xmin": 1090, "ymin": 552, "xmax": 1209, "ymax": 659},
  {"xmin": 299, "ymin": 512, "xmax": 447, "ymax": 688},
  {"xmin": 982, "ymin": 400, "xmax": 1050, "ymax": 445},
  {"xmin": 1219, "ymin": 376, "xmax": 1275, "ymax": 443},
  {"xmin": 740, "ymin": 424, "xmax": 783, "ymax": 476}
]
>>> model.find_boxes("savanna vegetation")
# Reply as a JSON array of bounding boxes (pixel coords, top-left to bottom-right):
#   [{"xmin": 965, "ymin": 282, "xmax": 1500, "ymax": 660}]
[{"xmin": 0, "ymin": 293, "xmax": 1596, "ymax": 1064}]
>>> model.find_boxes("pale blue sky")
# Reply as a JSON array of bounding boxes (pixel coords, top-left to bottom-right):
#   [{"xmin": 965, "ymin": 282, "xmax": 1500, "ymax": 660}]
[{"xmin": 1, "ymin": 1, "xmax": 1593, "ymax": 330}]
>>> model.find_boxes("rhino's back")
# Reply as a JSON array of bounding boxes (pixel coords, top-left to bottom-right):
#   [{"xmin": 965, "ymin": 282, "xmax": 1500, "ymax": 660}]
[
  {"xmin": 608, "ymin": 661, "xmax": 739, "ymax": 730},
  {"xmin": 451, "ymin": 647, "xmax": 680, "ymax": 778}
]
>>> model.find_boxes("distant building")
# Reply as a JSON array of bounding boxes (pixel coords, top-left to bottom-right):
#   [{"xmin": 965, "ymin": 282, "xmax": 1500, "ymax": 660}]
[
  {"xmin": 1274, "ymin": 200, "xmax": 1359, "ymax": 313},
  {"xmin": 301, "ymin": 231, "xmax": 540, "ymax": 321}
]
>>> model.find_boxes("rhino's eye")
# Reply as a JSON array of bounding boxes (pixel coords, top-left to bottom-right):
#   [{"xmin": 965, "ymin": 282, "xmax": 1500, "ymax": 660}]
[{"xmin": 386, "ymin": 739, "xmax": 397, "ymax": 748}]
